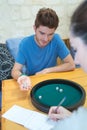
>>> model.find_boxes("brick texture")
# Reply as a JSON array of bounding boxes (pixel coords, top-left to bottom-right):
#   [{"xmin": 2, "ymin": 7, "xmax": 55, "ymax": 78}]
[{"xmin": 0, "ymin": 0, "xmax": 83, "ymax": 43}]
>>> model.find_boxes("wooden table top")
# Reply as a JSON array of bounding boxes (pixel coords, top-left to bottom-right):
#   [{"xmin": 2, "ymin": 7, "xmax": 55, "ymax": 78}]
[{"xmin": 1, "ymin": 68, "xmax": 87, "ymax": 130}]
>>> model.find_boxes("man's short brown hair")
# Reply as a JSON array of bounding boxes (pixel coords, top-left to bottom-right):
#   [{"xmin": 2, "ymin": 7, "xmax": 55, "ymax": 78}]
[{"xmin": 35, "ymin": 8, "xmax": 59, "ymax": 29}]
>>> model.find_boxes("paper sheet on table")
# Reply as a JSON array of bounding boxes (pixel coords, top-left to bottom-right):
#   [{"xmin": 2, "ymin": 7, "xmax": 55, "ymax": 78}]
[{"xmin": 2, "ymin": 105, "xmax": 57, "ymax": 130}]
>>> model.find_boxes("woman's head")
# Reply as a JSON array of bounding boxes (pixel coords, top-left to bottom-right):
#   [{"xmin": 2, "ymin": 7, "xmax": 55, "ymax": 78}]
[
  {"xmin": 70, "ymin": 1, "xmax": 87, "ymax": 72},
  {"xmin": 70, "ymin": 1, "xmax": 87, "ymax": 42}
]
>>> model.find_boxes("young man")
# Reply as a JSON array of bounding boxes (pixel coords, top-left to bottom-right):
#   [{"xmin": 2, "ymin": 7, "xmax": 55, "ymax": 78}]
[{"xmin": 11, "ymin": 8, "xmax": 75, "ymax": 91}]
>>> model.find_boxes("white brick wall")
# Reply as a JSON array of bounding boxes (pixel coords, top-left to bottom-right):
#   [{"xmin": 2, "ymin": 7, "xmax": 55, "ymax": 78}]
[{"xmin": 0, "ymin": 0, "xmax": 83, "ymax": 43}]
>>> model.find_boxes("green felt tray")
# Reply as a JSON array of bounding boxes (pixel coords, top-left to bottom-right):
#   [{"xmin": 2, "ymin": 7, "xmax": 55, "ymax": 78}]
[{"xmin": 30, "ymin": 79, "xmax": 86, "ymax": 113}]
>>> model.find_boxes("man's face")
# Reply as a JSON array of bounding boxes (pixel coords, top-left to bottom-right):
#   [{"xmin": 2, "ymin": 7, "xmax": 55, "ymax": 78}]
[
  {"xmin": 34, "ymin": 25, "xmax": 55, "ymax": 48},
  {"xmin": 70, "ymin": 33, "xmax": 87, "ymax": 73}
]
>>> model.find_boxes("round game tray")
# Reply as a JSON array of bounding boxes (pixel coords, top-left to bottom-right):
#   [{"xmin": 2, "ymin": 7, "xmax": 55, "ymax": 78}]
[{"xmin": 30, "ymin": 79, "xmax": 86, "ymax": 113}]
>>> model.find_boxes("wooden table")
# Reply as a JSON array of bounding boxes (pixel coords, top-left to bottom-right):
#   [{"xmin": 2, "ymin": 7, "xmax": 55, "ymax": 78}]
[{"xmin": 1, "ymin": 68, "xmax": 87, "ymax": 130}]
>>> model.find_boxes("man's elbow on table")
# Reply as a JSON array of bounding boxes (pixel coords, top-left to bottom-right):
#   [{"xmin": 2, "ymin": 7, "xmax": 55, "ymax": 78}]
[{"xmin": 63, "ymin": 54, "xmax": 75, "ymax": 71}]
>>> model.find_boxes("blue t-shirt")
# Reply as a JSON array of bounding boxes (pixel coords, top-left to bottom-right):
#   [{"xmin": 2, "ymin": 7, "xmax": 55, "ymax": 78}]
[{"xmin": 16, "ymin": 34, "xmax": 70, "ymax": 75}]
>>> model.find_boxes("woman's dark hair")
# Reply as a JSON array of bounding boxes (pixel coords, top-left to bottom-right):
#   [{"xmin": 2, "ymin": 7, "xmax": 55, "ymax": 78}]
[
  {"xmin": 70, "ymin": 1, "xmax": 87, "ymax": 43},
  {"xmin": 35, "ymin": 8, "xmax": 59, "ymax": 29}
]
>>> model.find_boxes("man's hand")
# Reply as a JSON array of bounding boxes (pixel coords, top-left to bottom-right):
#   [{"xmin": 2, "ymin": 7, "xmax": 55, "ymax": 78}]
[{"xmin": 17, "ymin": 75, "xmax": 32, "ymax": 91}]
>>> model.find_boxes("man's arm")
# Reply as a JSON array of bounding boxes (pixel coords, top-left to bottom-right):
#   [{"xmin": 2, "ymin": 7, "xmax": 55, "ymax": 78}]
[
  {"xmin": 36, "ymin": 54, "xmax": 75, "ymax": 75},
  {"xmin": 11, "ymin": 62, "xmax": 31, "ymax": 91},
  {"xmin": 11, "ymin": 62, "xmax": 23, "ymax": 80}
]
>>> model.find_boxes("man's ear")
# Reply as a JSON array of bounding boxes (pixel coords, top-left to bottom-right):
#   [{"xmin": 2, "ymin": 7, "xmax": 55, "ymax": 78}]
[{"xmin": 33, "ymin": 25, "xmax": 36, "ymax": 32}]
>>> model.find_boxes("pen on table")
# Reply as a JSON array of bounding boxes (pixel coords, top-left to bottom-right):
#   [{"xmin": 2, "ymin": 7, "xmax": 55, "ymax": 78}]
[{"xmin": 55, "ymin": 97, "xmax": 66, "ymax": 113}]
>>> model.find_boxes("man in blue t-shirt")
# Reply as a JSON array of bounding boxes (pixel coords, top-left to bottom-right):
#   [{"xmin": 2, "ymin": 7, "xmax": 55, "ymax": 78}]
[{"xmin": 11, "ymin": 8, "xmax": 75, "ymax": 91}]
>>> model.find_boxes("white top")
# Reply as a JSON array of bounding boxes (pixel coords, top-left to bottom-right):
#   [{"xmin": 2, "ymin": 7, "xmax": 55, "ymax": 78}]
[{"xmin": 52, "ymin": 107, "xmax": 87, "ymax": 130}]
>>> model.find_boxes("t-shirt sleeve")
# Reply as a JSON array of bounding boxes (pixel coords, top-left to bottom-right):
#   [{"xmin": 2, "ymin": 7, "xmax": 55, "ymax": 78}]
[
  {"xmin": 55, "ymin": 34, "xmax": 70, "ymax": 60},
  {"xmin": 16, "ymin": 41, "xmax": 26, "ymax": 65}
]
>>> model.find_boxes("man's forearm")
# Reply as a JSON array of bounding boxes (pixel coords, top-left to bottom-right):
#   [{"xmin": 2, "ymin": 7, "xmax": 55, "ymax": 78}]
[
  {"xmin": 11, "ymin": 69, "xmax": 22, "ymax": 80},
  {"xmin": 49, "ymin": 62, "xmax": 75, "ymax": 73}
]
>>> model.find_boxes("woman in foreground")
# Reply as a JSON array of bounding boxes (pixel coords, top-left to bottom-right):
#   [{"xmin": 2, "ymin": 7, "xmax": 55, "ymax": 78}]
[{"xmin": 48, "ymin": 1, "xmax": 87, "ymax": 129}]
